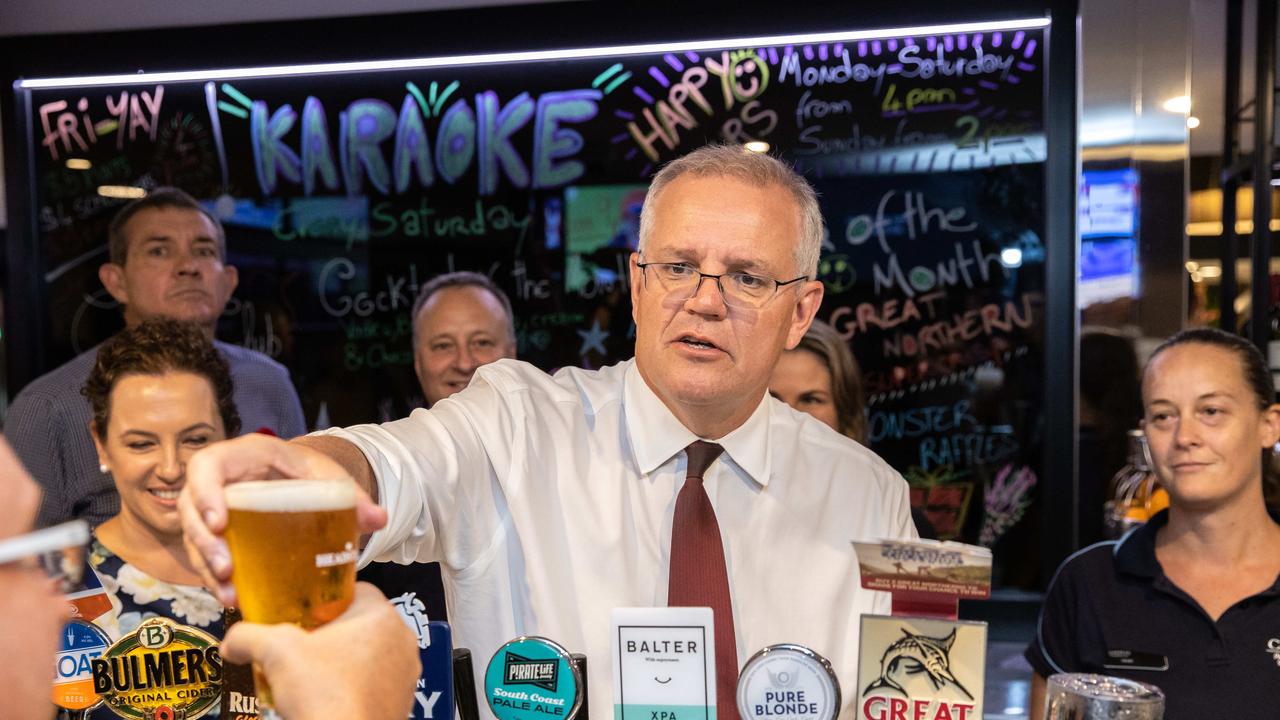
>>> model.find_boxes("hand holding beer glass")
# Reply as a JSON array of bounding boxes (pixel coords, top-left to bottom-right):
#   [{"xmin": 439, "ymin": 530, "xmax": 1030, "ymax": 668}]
[{"xmin": 223, "ymin": 479, "xmax": 360, "ymax": 719}]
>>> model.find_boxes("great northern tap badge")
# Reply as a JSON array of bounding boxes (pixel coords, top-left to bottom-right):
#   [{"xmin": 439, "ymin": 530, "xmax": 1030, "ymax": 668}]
[{"xmin": 855, "ymin": 616, "xmax": 985, "ymax": 720}]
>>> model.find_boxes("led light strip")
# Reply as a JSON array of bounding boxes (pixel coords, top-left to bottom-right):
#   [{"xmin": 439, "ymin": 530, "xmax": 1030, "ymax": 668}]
[{"xmin": 17, "ymin": 17, "xmax": 1050, "ymax": 90}]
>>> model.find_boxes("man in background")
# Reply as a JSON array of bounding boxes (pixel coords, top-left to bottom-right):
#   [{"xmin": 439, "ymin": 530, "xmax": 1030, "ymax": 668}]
[
  {"xmin": 411, "ymin": 271, "xmax": 517, "ymax": 406},
  {"xmin": 5, "ymin": 187, "xmax": 306, "ymax": 528},
  {"xmin": 363, "ymin": 270, "xmax": 519, "ymax": 619}
]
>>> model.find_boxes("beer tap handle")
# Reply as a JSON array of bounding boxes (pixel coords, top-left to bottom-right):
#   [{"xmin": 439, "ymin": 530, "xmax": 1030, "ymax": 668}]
[
  {"xmin": 570, "ymin": 653, "xmax": 588, "ymax": 720},
  {"xmin": 453, "ymin": 648, "xmax": 480, "ymax": 720}
]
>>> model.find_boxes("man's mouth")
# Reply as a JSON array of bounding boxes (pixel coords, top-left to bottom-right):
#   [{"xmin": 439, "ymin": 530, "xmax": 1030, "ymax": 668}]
[{"xmin": 678, "ymin": 335, "xmax": 720, "ymax": 351}]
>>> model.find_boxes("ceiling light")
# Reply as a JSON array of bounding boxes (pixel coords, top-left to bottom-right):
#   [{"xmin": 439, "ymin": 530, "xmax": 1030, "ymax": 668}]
[
  {"xmin": 65, "ymin": 158, "xmax": 91, "ymax": 170},
  {"xmin": 16, "ymin": 18, "xmax": 1051, "ymax": 88},
  {"xmin": 1000, "ymin": 247, "xmax": 1023, "ymax": 268},
  {"xmin": 97, "ymin": 185, "xmax": 147, "ymax": 199},
  {"xmin": 743, "ymin": 141, "xmax": 770, "ymax": 153},
  {"xmin": 1162, "ymin": 95, "xmax": 1191, "ymax": 114},
  {"xmin": 1186, "ymin": 116, "xmax": 1200, "ymax": 129}
]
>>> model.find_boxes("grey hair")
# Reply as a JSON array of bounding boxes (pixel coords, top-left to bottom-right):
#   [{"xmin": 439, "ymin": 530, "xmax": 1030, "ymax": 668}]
[
  {"xmin": 410, "ymin": 271, "xmax": 516, "ymax": 346},
  {"xmin": 637, "ymin": 144, "xmax": 823, "ymax": 278}
]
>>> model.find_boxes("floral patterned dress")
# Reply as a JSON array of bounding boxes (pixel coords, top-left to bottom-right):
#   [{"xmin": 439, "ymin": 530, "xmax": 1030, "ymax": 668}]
[{"xmin": 87, "ymin": 535, "xmax": 225, "ymax": 718}]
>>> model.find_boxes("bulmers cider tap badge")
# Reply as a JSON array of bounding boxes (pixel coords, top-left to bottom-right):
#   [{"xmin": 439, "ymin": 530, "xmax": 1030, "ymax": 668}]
[{"xmin": 91, "ymin": 617, "xmax": 223, "ymax": 719}]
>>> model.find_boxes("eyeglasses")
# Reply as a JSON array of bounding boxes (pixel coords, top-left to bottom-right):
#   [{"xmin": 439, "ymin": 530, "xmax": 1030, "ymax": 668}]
[
  {"xmin": 636, "ymin": 261, "xmax": 808, "ymax": 309},
  {"xmin": 0, "ymin": 520, "xmax": 89, "ymax": 593}
]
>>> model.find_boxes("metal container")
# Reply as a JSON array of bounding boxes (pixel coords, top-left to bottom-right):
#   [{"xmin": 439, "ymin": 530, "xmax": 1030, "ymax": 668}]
[{"xmin": 1044, "ymin": 673, "xmax": 1164, "ymax": 719}]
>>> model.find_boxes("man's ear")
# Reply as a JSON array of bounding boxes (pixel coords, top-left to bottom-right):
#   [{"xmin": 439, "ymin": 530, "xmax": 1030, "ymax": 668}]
[
  {"xmin": 784, "ymin": 280, "xmax": 825, "ymax": 349},
  {"xmin": 99, "ymin": 263, "xmax": 130, "ymax": 306},
  {"xmin": 628, "ymin": 252, "xmax": 642, "ymax": 326},
  {"xmin": 217, "ymin": 264, "xmax": 240, "ymax": 307}
]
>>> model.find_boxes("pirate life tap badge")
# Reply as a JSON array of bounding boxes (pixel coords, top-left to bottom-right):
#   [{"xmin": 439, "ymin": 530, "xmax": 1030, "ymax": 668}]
[
  {"xmin": 484, "ymin": 636, "xmax": 583, "ymax": 720},
  {"xmin": 53, "ymin": 618, "xmax": 113, "ymax": 713},
  {"xmin": 611, "ymin": 607, "xmax": 716, "ymax": 720},
  {"xmin": 854, "ymin": 616, "xmax": 985, "ymax": 720},
  {"xmin": 92, "ymin": 616, "xmax": 223, "ymax": 720},
  {"xmin": 389, "ymin": 591, "xmax": 455, "ymax": 720},
  {"xmin": 736, "ymin": 645, "xmax": 840, "ymax": 720}
]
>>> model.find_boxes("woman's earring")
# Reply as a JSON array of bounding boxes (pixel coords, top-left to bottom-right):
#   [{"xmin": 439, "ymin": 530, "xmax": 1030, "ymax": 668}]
[{"xmin": 99, "ymin": 464, "xmax": 109, "ymax": 474}]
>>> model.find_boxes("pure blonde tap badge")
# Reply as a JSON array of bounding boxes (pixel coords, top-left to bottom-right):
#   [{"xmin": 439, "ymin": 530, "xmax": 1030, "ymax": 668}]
[{"xmin": 92, "ymin": 617, "xmax": 223, "ymax": 720}]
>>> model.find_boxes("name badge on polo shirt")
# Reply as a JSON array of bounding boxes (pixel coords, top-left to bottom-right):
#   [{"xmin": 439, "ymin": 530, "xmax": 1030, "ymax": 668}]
[
  {"xmin": 1103, "ymin": 649, "xmax": 1169, "ymax": 672},
  {"xmin": 612, "ymin": 607, "xmax": 716, "ymax": 720}
]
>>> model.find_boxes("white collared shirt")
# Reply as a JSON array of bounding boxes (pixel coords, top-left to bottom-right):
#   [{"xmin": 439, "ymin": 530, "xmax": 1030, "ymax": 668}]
[{"xmin": 326, "ymin": 358, "xmax": 915, "ymax": 720}]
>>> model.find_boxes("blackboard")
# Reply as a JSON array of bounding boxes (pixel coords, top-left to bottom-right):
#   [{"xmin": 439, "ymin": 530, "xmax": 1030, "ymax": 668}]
[{"xmin": 16, "ymin": 20, "xmax": 1049, "ymax": 552}]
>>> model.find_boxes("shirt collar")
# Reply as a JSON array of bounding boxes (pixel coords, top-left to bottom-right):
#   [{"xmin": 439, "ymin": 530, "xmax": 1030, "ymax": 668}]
[
  {"xmin": 1114, "ymin": 508, "xmax": 1280, "ymax": 594},
  {"xmin": 623, "ymin": 360, "xmax": 773, "ymax": 486},
  {"xmin": 1113, "ymin": 509, "xmax": 1166, "ymax": 579}
]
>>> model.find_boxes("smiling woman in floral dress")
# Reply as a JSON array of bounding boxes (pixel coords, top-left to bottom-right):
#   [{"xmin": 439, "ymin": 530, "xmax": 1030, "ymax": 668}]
[{"xmin": 82, "ymin": 317, "xmax": 240, "ymax": 641}]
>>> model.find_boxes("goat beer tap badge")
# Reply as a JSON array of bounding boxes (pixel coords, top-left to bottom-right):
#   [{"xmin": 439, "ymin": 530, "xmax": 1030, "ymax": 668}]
[
  {"xmin": 53, "ymin": 618, "xmax": 112, "ymax": 713},
  {"xmin": 736, "ymin": 645, "xmax": 840, "ymax": 720},
  {"xmin": 485, "ymin": 637, "xmax": 583, "ymax": 720},
  {"xmin": 92, "ymin": 616, "xmax": 223, "ymax": 719}
]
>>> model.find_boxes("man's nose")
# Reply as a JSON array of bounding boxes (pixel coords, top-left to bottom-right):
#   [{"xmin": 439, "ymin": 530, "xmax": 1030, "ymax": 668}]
[
  {"xmin": 175, "ymin": 249, "xmax": 202, "ymax": 275},
  {"xmin": 455, "ymin": 346, "xmax": 480, "ymax": 373},
  {"xmin": 684, "ymin": 275, "xmax": 728, "ymax": 318}
]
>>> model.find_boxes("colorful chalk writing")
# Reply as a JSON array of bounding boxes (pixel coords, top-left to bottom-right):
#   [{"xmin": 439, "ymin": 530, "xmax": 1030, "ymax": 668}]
[
  {"xmin": 38, "ymin": 87, "xmax": 165, "ymax": 161},
  {"xmin": 18, "ymin": 26, "xmax": 1049, "ymax": 558},
  {"xmin": 223, "ymin": 85, "xmax": 602, "ymax": 197},
  {"xmin": 369, "ymin": 199, "xmax": 531, "ymax": 244},
  {"xmin": 624, "ymin": 49, "xmax": 777, "ymax": 162}
]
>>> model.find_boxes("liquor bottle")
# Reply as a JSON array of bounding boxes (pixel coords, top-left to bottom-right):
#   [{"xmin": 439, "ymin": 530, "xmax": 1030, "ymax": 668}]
[{"xmin": 1103, "ymin": 430, "xmax": 1169, "ymax": 538}]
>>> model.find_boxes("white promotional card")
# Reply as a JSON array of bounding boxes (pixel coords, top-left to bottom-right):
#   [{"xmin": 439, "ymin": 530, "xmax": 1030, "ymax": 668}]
[{"xmin": 612, "ymin": 607, "xmax": 716, "ymax": 720}]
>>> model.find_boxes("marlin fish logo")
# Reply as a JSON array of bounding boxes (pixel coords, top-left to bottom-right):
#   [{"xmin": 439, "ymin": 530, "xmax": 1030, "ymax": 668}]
[{"xmin": 863, "ymin": 628, "xmax": 974, "ymax": 700}]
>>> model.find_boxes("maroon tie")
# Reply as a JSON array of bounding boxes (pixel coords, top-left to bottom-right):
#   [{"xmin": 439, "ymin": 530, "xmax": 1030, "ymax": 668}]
[{"xmin": 668, "ymin": 441, "xmax": 738, "ymax": 720}]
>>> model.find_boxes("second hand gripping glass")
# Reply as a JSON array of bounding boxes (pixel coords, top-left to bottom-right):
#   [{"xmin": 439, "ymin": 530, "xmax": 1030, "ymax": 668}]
[{"xmin": 636, "ymin": 260, "xmax": 807, "ymax": 309}]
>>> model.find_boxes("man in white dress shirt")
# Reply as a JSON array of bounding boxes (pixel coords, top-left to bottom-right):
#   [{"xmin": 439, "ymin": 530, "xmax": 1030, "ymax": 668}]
[{"xmin": 181, "ymin": 144, "xmax": 915, "ymax": 720}]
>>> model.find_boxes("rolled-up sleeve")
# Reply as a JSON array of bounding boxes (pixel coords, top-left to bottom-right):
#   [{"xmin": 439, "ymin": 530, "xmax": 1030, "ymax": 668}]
[{"xmin": 318, "ymin": 368, "xmax": 520, "ymax": 573}]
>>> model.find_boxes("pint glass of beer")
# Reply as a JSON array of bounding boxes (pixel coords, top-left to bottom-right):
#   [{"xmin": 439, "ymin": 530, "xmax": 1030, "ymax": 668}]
[{"xmin": 224, "ymin": 479, "xmax": 360, "ymax": 717}]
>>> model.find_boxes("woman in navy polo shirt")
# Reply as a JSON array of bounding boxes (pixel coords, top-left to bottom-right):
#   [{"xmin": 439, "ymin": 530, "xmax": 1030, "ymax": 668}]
[{"xmin": 1027, "ymin": 327, "xmax": 1280, "ymax": 719}]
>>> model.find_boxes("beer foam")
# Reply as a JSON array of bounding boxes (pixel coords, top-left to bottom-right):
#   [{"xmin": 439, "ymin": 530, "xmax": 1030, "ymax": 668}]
[{"xmin": 224, "ymin": 479, "xmax": 357, "ymax": 512}]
